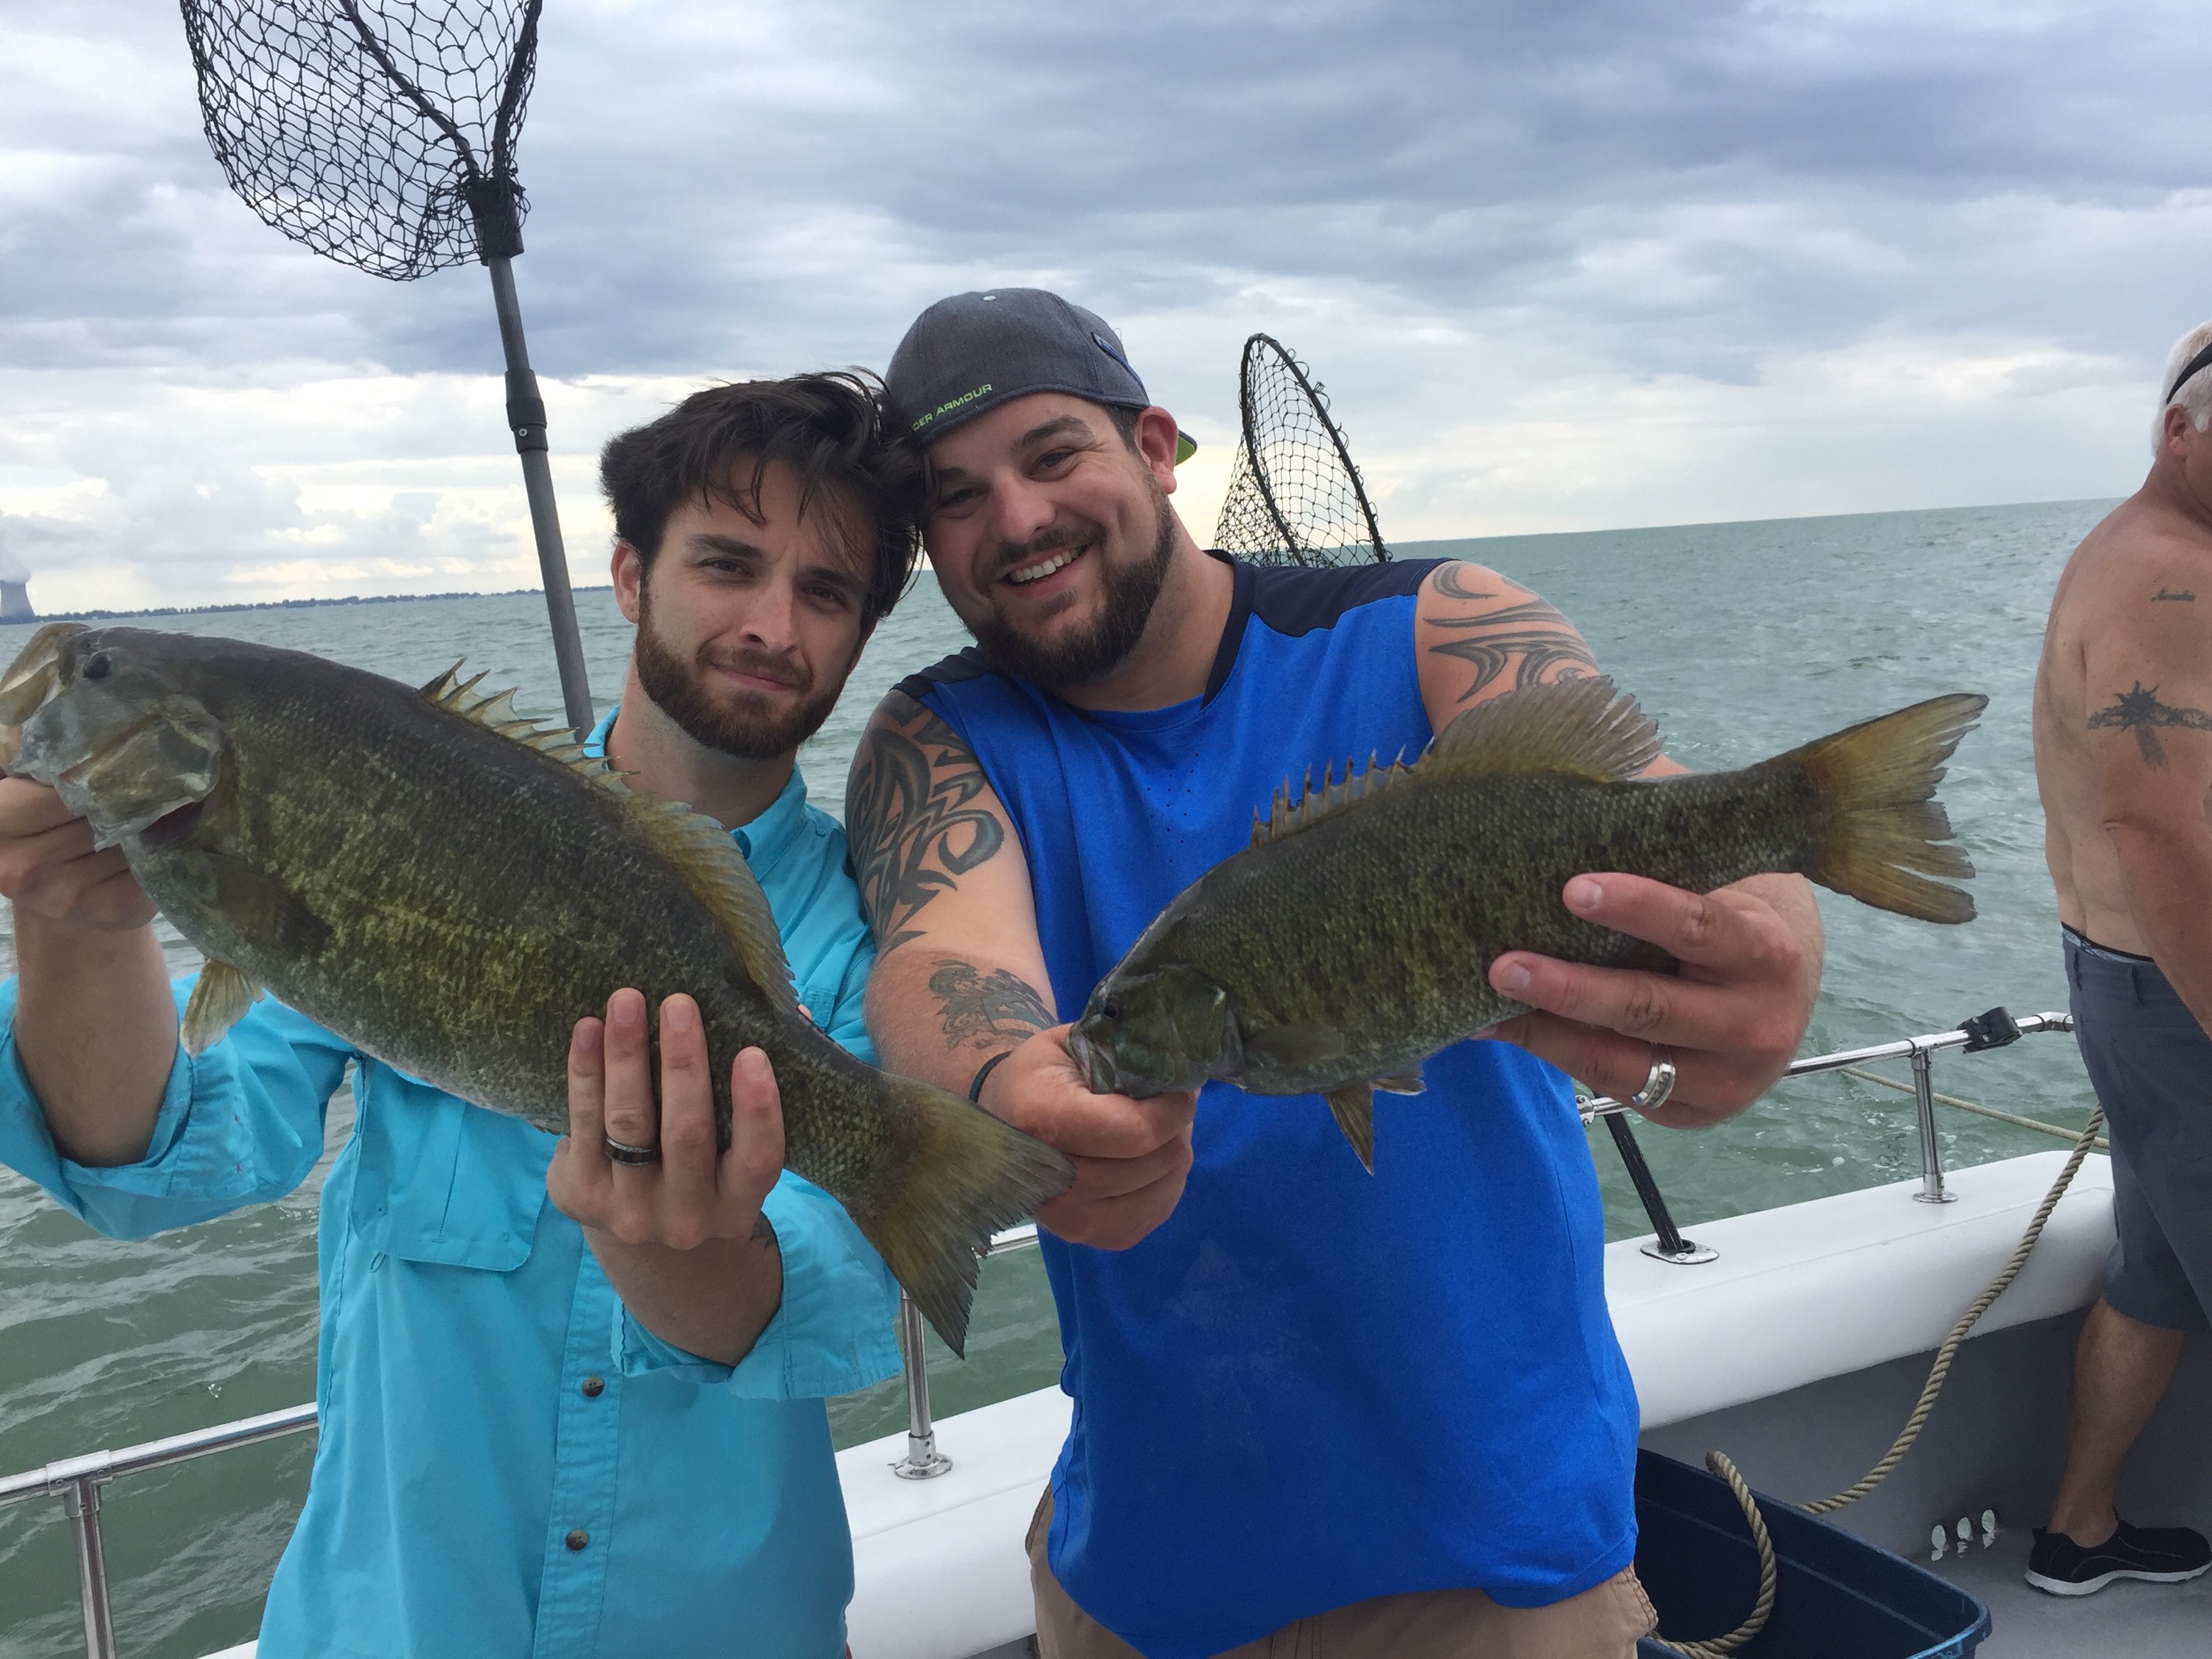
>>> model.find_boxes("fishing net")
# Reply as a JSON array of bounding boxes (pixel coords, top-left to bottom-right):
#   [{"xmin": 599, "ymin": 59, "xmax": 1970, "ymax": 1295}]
[
  {"xmin": 178, "ymin": 0, "xmax": 544, "ymax": 279},
  {"xmin": 1212, "ymin": 333, "xmax": 1389, "ymax": 566}
]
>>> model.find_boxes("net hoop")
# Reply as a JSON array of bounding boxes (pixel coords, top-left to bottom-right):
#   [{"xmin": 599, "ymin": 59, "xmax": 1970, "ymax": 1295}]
[{"xmin": 1214, "ymin": 333, "xmax": 1389, "ymax": 566}]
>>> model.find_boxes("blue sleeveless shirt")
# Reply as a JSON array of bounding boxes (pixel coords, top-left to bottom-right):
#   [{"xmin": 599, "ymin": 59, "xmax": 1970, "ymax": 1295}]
[{"xmin": 905, "ymin": 556, "xmax": 1638, "ymax": 1658}]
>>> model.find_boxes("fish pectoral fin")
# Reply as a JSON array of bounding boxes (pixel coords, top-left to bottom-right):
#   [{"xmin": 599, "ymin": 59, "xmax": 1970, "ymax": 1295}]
[
  {"xmin": 1245, "ymin": 1020, "xmax": 1348, "ymax": 1068},
  {"xmin": 1426, "ymin": 676, "xmax": 1661, "ymax": 783},
  {"xmin": 1324, "ymin": 1082, "xmax": 1377, "ymax": 1174},
  {"xmin": 1374, "ymin": 1068, "xmax": 1425, "ymax": 1096},
  {"xmin": 184, "ymin": 852, "xmax": 333, "ymax": 962},
  {"xmin": 182, "ymin": 960, "xmax": 263, "ymax": 1056}
]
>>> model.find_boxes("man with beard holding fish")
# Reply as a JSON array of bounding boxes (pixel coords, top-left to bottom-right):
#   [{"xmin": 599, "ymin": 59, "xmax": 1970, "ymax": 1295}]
[
  {"xmin": 846, "ymin": 292, "xmax": 1848, "ymax": 1659},
  {"xmin": 0, "ymin": 375, "xmax": 919, "ymax": 1658}
]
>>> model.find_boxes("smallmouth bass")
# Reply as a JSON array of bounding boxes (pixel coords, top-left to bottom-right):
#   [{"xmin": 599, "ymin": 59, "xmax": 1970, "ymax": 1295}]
[
  {"xmin": 1065, "ymin": 676, "xmax": 1986, "ymax": 1169},
  {"xmin": 0, "ymin": 623, "xmax": 1070, "ymax": 1354}
]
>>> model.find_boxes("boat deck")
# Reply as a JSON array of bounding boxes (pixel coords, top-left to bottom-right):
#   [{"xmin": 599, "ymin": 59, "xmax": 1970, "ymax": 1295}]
[{"xmin": 1932, "ymin": 1530, "xmax": 2212, "ymax": 1658}]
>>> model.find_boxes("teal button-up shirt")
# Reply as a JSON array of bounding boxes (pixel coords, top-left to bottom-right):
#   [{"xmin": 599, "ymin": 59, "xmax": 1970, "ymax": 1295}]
[{"xmin": 0, "ymin": 724, "xmax": 900, "ymax": 1659}]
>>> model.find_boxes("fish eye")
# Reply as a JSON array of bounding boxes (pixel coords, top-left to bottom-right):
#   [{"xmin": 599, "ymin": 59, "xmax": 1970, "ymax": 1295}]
[
  {"xmin": 1101, "ymin": 999, "xmax": 1121, "ymax": 1022},
  {"xmin": 82, "ymin": 654, "xmax": 111, "ymax": 681}
]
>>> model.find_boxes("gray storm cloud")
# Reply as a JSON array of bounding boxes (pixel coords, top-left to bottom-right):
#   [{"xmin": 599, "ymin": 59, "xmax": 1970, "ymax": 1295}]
[{"xmin": 1, "ymin": 0, "xmax": 2205, "ymax": 608}]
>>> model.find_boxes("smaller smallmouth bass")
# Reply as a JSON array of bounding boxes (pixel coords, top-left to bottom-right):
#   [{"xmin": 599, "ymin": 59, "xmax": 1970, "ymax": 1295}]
[{"xmin": 1066, "ymin": 676, "xmax": 1986, "ymax": 1169}]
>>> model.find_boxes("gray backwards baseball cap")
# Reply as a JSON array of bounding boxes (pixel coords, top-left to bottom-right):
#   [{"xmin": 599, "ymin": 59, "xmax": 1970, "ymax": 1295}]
[{"xmin": 886, "ymin": 288, "xmax": 1197, "ymax": 464}]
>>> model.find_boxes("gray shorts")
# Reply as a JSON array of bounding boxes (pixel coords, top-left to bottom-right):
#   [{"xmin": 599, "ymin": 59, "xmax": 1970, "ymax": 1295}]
[{"xmin": 2065, "ymin": 927, "xmax": 2212, "ymax": 1332}]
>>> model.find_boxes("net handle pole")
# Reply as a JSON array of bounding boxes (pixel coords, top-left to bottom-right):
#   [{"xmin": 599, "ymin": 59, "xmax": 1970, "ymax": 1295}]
[{"xmin": 485, "ymin": 255, "xmax": 595, "ymax": 738}]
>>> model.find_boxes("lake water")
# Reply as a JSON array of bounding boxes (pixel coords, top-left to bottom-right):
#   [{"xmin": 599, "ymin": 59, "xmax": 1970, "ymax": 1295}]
[{"xmin": 0, "ymin": 498, "xmax": 2115, "ymax": 1657}]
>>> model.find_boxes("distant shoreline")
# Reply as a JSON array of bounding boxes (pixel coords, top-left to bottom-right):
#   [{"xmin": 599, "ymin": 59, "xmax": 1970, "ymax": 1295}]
[
  {"xmin": 0, "ymin": 495, "xmax": 2119, "ymax": 623},
  {"xmin": 0, "ymin": 585, "xmax": 617, "ymax": 625}
]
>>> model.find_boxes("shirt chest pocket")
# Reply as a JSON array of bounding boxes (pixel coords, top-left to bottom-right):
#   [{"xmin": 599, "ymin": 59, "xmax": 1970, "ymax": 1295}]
[{"xmin": 351, "ymin": 1069, "xmax": 552, "ymax": 1272}]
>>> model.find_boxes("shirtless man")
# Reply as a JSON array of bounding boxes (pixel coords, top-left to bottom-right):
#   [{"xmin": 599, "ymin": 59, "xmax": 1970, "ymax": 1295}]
[{"xmin": 2027, "ymin": 321, "xmax": 2212, "ymax": 1596}]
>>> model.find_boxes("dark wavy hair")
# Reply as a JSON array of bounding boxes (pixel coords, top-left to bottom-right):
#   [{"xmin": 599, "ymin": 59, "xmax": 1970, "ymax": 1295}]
[{"xmin": 599, "ymin": 371, "xmax": 924, "ymax": 627}]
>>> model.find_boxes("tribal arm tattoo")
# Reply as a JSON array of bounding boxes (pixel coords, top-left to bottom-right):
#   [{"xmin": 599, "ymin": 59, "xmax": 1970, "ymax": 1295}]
[
  {"xmin": 846, "ymin": 692, "xmax": 1005, "ymax": 951},
  {"xmin": 928, "ymin": 959, "xmax": 1054, "ymax": 1054},
  {"xmin": 1423, "ymin": 563, "xmax": 1599, "ymax": 703},
  {"xmin": 2088, "ymin": 681, "xmax": 2212, "ymax": 767}
]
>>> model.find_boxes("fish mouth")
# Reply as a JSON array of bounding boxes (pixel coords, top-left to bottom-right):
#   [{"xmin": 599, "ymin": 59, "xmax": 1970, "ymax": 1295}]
[{"xmin": 1063, "ymin": 1024, "xmax": 1120, "ymax": 1096}]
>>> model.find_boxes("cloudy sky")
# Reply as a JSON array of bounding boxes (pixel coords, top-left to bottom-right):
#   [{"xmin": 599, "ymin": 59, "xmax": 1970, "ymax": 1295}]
[{"xmin": 2, "ymin": 0, "xmax": 2207, "ymax": 612}]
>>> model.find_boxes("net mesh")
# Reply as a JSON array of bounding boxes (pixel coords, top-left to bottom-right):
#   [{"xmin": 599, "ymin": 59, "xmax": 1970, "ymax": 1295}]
[
  {"xmin": 178, "ymin": 0, "xmax": 544, "ymax": 281},
  {"xmin": 1212, "ymin": 333, "xmax": 1389, "ymax": 566}
]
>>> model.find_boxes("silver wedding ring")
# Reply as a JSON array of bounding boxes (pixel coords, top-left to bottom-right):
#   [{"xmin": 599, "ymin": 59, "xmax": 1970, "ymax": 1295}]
[
  {"xmin": 602, "ymin": 1134, "xmax": 661, "ymax": 1166},
  {"xmin": 1626, "ymin": 1048, "xmax": 1677, "ymax": 1113}
]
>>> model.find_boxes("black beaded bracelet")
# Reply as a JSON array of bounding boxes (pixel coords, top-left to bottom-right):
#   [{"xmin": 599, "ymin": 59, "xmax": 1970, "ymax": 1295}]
[{"xmin": 968, "ymin": 1049, "xmax": 1012, "ymax": 1104}]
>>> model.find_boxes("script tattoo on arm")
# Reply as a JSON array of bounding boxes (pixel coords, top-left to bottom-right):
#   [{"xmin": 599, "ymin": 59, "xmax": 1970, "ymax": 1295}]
[
  {"xmin": 846, "ymin": 693, "xmax": 1004, "ymax": 951},
  {"xmin": 2087, "ymin": 681, "xmax": 2212, "ymax": 767},
  {"xmin": 2154, "ymin": 589, "xmax": 2196, "ymax": 602},
  {"xmin": 1425, "ymin": 563, "xmax": 1599, "ymax": 703},
  {"xmin": 928, "ymin": 959, "xmax": 1054, "ymax": 1053}
]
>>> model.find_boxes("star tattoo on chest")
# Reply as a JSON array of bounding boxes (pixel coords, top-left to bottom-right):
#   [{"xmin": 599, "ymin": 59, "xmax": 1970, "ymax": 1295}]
[{"xmin": 2087, "ymin": 681, "xmax": 2212, "ymax": 766}]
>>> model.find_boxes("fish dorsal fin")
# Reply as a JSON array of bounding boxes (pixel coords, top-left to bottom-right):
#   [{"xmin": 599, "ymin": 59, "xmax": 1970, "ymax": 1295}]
[
  {"xmin": 1426, "ymin": 676, "xmax": 1659, "ymax": 782},
  {"xmin": 1252, "ymin": 678, "xmax": 1660, "ymax": 846},
  {"xmin": 420, "ymin": 665, "xmax": 619, "ymax": 786},
  {"xmin": 1251, "ymin": 751, "xmax": 1420, "ymax": 846},
  {"xmin": 613, "ymin": 790, "xmax": 801, "ymax": 1016}
]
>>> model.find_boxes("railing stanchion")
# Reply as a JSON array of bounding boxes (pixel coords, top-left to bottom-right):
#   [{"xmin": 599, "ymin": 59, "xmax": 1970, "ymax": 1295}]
[
  {"xmin": 891, "ymin": 1293, "xmax": 950, "ymax": 1480},
  {"xmin": 1911, "ymin": 1045, "xmax": 1955, "ymax": 1204},
  {"xmin": 63, "ymin": 1475, "xmax": 116, "ymax": 1659}
]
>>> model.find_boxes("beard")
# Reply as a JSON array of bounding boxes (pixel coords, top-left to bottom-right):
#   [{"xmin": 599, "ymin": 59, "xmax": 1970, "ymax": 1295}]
[
  {"xmin": 969, "ymin": 481, "xmax": 1178, "ymax": 693},
  {"xmin": 633, "ymin": 582, "xmax": 842, "ymax": 761}
]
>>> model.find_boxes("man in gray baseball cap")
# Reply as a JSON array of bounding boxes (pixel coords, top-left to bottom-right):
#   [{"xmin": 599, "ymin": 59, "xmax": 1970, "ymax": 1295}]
[
  {"xmin": 887, "ymin": 288, "xmax": 1196, "ymax": 462},
  {"xmin": 852, "ymin": 288, "xmax": 1823, "ymax": 1659}
]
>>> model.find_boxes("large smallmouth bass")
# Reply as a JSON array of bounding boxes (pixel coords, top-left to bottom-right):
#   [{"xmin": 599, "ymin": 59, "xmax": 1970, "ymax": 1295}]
[
  {"xmin": 1065, "ymin": 676, "xmax": 1986, "ymax": 1170},
  {"xmin": 0, "ymin": 623, "xmax": 1070, "ymax": 1355}
]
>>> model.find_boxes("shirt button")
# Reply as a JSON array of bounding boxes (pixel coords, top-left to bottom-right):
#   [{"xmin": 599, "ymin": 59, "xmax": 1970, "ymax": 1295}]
[
  {"xmin": 566, "ymin": 1528, "xmax": 589, "ymax": 1552},
  {"xmin": 580, "ymin": 1376, "xmax": 605, "ymax": 1398}
]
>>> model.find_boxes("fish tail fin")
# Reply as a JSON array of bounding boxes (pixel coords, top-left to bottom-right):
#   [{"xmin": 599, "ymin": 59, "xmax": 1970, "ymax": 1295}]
[
  {"xmin": 847, "ymin": 1077, "xmax": 1074, "ymax": 1358},
  {"xmin": 1784, "ymin": 692, "xmax": 1987, "ymax": 924}
]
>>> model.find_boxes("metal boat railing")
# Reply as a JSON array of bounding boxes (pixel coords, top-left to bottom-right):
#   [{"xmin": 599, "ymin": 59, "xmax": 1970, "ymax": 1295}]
[{"xmin": 0, "ymin": 1010, "xmax": 2084, "ymax": 1655}]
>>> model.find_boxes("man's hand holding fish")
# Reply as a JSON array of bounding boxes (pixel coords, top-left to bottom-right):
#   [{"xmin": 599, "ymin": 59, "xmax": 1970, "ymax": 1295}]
[
  {"xmin": 1484, "ymin": 869, "xmax": 1823, "ymax": 1129},
  {"xmin": 549, "ymin": 989, "xmax": 791, "ymax": 1367},
  {"xmin": 969, "ymin": 1022, "xmax": 1195, "ymax": 1251}
]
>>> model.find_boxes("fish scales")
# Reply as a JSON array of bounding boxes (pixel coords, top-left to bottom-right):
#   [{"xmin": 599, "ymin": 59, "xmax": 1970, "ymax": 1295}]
[
  {"xmin": 1135, "ymin": 764, "xmax": 1825, "ymax": 1093},
  {"xmin": 1067, "ymin": 675, "xmax": 1985, "ymax": 1166},
  {"xmin": 0, "ymin": 625, "xmax": 1069, "ymax": 1352}
]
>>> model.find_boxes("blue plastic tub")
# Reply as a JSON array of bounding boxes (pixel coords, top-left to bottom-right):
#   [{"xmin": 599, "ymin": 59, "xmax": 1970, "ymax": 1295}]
[{"xmin": 1633, "ymin": 1450, "xmax": 1992, "ymax": 1659}]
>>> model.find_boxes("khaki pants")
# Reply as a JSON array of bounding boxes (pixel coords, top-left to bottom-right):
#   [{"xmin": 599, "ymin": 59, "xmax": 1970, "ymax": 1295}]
[{"xmin": 1026, "ymin": 1489, "xmax": 1657, "ymax": 1659}]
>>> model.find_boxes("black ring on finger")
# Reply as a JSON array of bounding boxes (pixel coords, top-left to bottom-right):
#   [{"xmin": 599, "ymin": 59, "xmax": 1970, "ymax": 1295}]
[{"xmin": 602, "ymin": 1134, "xmax": 661, "ymax": 1166}]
